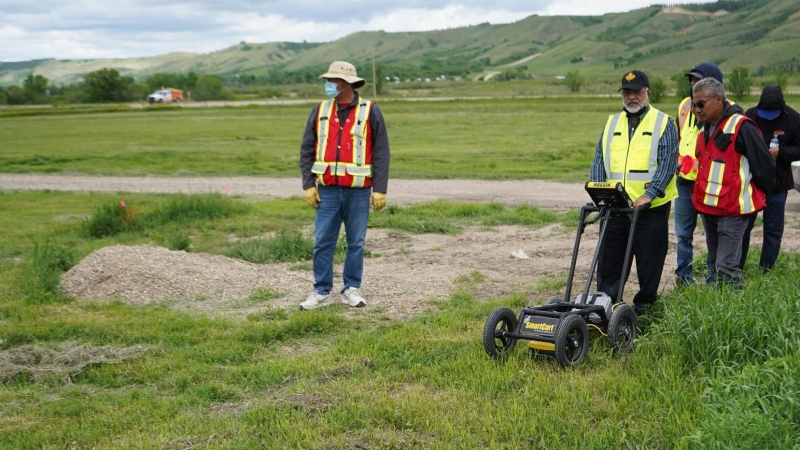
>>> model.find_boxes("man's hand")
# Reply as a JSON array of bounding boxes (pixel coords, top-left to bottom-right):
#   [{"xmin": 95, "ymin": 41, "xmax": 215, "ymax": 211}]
[
  {"xmin": 304, "ymin": 187, "xmax": 321, "ymax": 209},
  {"xmin": 769, "ymin": 147, "xmax": 779, "ymax": 158},
  {"xmin": 632, "ymin": 195, "xmax": 652, "ymax": 208},
  {"xmin": 371, "ymin": 192, "xmax": 387, "ymax": 211}
]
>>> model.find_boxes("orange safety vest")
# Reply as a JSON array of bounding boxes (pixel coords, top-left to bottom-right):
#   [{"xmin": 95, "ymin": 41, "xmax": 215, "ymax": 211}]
[
  {"xmin": 692, "ymin": 114, "xmax": 766, "ymax": 216},
  {"xmin": 311, "ymin": 98, "xmax": 374, "ymax": 188},
  {"xmin": 677, "ymin": 97, "xmax": 736, "ymax": 181}
]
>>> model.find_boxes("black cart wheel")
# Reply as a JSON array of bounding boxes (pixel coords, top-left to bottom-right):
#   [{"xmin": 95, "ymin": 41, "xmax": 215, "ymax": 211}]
[
  {"xmin": 608, "ymin": 304, "xmax": 638, "ymax": 354},
  {"xmin": 554, "ymin": 314, "xmax": 589, "ymax": 368},
  {"xmin": 483, "ymin": 307, "xmax": 518, "ymax": 359}
]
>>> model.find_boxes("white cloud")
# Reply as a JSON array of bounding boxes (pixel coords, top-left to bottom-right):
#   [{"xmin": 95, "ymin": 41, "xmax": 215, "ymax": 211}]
[{"xmin": 0, "ymin": 0, "xmax": 714, "ymax": 62}]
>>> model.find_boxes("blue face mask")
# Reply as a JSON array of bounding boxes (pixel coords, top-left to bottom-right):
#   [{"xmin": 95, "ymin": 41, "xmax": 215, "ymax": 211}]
[{"xmin": 324, "ymin": 81, "xmax": 340, "ymax": 98}]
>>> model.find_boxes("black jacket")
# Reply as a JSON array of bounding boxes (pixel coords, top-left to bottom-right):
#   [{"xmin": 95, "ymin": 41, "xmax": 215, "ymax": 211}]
[{"xmin": 744, "ymin": 104, "xmax": 800, "ymax": 194}]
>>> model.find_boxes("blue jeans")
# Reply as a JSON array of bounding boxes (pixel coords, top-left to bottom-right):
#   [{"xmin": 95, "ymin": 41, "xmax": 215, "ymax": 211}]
[
  {"xmin": 312, "ymin": 185, "xmax": 371, "ymax": 295},
  {"xmin": 740, "ymin": 191, "xmax": 787, "ymax": 271},
  {"xmin": 674, "ymin": 178, "xmax": 699, "ymax": 280}
]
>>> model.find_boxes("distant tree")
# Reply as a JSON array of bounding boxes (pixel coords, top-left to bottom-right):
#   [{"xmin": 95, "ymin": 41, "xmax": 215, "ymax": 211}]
[
  {"xmin": 4, "ymin": 86, "xmax": 28, "ymax": 105},
  {"xmin": 193, "ymin": 74, "xmax": 225, "ymax": 100},
  {"xmin": 565, "ymin": 70, "xmax": 584, "ymax": 92},
  {"xmin": 145, "ymin": 73, "xmax": 178, "ymax": 92},
  {"xmin": 774, "ymin": 70, "xmax": 790, "ymax": 93},
  {"xmin": 83, "ymin": 68, "xmax": 131, "ymax": 102},
  {"xmin": 145, "ymin": 71, "xmax": 199, "ymax": 92},
  {"xmin": 649, "ymin": 76, "xmax": 667, "ymax": 103},
  {"xmin": 23, "ymin": 73, "xmax": 49, "ymax": 96},
  {"xmin": 183, "ymin": 71, "xmax": 199, "ymax": 91},
  {"xmin": 727, "ymin": 66, "xmax": 754, "ymax": 101},
  {"xmin": 671, "ymin": 70, "xmax": 692, "ymax": 99}
]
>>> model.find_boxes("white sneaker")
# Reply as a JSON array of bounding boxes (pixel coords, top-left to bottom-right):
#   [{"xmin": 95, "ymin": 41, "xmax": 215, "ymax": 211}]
[
  {"xmin": 299, "ymin": 292, "xmax": 332, "ymax": 310},
  {"xmin": 341, "ymin": 287, "xmax": 366, "ymax": 307}
]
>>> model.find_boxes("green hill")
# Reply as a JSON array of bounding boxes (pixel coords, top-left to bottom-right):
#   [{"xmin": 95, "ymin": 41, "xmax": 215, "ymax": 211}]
[{"xmin": 1, "ymin": 0, "xmax": 797, "ymax": 87}]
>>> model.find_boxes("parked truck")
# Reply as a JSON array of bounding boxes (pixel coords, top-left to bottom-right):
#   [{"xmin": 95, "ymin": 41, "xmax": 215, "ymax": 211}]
[{"xmin": 148, "ymin": 88, "xmax": 183, "ymax": 104}]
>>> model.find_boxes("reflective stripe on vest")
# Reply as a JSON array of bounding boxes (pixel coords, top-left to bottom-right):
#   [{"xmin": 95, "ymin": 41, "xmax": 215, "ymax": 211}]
[
  {"xmin": 703, "ymin": 159, "xmax": 725, "ymax": 207},
  {"xmin": 314, "ymin": 99, "xmax": 335, "ymax": 162},
  {"xmin": 677, "ymin": 97, "xmax": 692, "ymax": 130},
  {"xmin": 312, "ymin": 99, "xmax": 374, "ymax": 188},
  {"xmin": 723, "ymin": 115, "xmax": 756, "ymax": 214},
  {"xmin": 739, "ymin": 155, "xmax": 755, "ymax": 214},
  {"xmin": 602, "ymin": 108, "xmax": 675, "ymax": 207}
]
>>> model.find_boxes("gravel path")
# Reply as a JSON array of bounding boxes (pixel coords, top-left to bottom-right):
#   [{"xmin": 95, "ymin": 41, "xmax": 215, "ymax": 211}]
[{"xmin": 0, "ymin": 174, "xmax": 588, "ymax": 209}]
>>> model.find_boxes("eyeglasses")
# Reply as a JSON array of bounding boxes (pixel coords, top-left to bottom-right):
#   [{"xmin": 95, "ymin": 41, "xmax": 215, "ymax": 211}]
[
  {"xmin": 692, "ymin": 99, "xmax": 709, "ymax": 110},
  {"xmin": 622, "ymin": 88, "xmax": 647, "ymax": 97}
]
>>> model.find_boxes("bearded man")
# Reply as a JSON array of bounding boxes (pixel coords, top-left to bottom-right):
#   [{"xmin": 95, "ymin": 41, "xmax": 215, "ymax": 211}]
[{"xmin": 589, "ymin": 70, "xmax": 678, "ymax": 314}]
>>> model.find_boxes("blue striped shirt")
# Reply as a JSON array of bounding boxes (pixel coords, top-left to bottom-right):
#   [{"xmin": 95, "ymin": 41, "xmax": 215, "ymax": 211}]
[{"xmin": 590, "ymin": 105, "xmax": 678, "ymax": 200}]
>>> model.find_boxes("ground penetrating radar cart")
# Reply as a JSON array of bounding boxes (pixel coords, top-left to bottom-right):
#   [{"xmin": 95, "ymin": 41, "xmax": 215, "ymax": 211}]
[{"xmin": 483, "ymin": 182, "xmax": 645, "ymax": 368}]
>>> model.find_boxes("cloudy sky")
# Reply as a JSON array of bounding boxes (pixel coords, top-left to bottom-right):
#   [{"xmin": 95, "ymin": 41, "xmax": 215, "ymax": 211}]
[{"xmin": 0, "ymin": 1, "xmax": 710, "ymax": 62}]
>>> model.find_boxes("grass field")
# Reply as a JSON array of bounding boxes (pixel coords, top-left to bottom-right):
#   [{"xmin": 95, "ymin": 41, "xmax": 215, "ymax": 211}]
[
  {"xmin": 1, "ymin": 99, "xmax": 799, "ymax": 448},
  {"xmin": 1, "ymin": 97, "xmax": 609, "ymax": 181},
  {"xmin": 0, "ymin": 96, "xmax": 691, "ymax": 181},
  {"xmin": 4, "ymin": 94, "xmax": 796, "ymax": 181}
]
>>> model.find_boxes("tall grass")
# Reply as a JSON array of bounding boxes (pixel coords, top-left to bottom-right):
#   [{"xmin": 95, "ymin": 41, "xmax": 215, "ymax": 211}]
[
  {"xmin": 28, "ymin": 241, "xmax": 75, "ymax": 301},
  {"xmin": 83, "ymin": 194, "xmax": 246, "ymax": 238},
  {"xmin": 226, "ymin": 229, "xmax": 314, "ymax": 263},
  {"xmin": 646, "ymin": 254, "xmax": 800, "ymax": 449}
]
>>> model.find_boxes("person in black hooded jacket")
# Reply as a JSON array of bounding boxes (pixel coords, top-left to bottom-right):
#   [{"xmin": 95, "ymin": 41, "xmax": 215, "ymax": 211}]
[{"xmin": 740, "ymin": 86, "xmax": 800, "ymax": 271}]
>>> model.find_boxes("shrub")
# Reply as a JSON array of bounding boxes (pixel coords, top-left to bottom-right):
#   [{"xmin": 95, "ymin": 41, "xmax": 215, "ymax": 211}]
[
  {"xmin": 83, "ymin": 201, "xmax": 137, "ymax": 238},
  {"xmin": 649, "ymin": 76, "xmax": 667, "ymax": 103},
  {"xmin": 565, "ymin": 70, "xmax": 585, "ymax": 92},
  {"xmin": 728, "ymin": 66, "xmax": 754, "ymax": 100}
]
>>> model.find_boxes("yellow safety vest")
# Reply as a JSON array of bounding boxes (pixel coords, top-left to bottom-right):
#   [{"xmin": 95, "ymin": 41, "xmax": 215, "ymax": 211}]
[
  {"xmin": 601, "ymin": 107, "xmax": 677, "ymax": 207},
  {"xmin": 677, "ymin": 97, "xmax": 700, "ymax": 181}
]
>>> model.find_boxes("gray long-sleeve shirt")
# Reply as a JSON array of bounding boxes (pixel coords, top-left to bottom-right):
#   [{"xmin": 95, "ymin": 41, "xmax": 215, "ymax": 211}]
[
  {"xmin": 590, "ymin": 105, "xmax": 678, "ymax": 200},
  {"xmin": 300, "ymin": 92, "xmax": 390, "ymax": 193}
]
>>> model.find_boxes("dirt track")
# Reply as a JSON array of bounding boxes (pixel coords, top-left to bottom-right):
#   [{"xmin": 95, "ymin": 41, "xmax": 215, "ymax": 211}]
[
  {"xmin": 4, "ymin": 174, "xmax": 799, "ymax": 317},
  {"xmin": 0, "ymin": 174, "xmax": 589, "ymax": 209}
]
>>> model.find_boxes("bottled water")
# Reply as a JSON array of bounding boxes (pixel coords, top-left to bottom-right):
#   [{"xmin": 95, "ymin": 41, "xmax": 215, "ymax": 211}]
[{"xmin": 770, "ymin": 134, "xmax": 780, "ymax": 149}]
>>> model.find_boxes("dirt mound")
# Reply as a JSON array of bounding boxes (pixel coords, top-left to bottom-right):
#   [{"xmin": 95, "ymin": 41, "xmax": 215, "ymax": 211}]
[{"xmin": 61, "ymin": 225, "xmax": 602, "ymax": 318}]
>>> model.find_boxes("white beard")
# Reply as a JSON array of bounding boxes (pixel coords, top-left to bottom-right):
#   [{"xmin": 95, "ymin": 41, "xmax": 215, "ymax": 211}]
[{"xmin": 622, "ymin": 99, "xmax": 647, "ymax": 115}]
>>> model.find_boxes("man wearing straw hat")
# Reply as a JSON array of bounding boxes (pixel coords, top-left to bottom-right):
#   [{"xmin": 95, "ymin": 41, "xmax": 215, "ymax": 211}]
[{"xmin": 299, "ymin": 61, "xmax": 391, "ymax": 310}]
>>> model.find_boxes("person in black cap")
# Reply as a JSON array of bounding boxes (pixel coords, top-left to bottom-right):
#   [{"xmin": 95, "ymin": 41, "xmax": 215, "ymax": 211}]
[
  {"xmin": 740, "ymin": 86, "xmax": 800, "ymax": 272},
  {"xmin": 590, "ymin": 69, "xmax": 678, "ymax": 314},
  {"xmin": 674, "ymin": 62, "xmax": 725, "ymax": 286}
]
